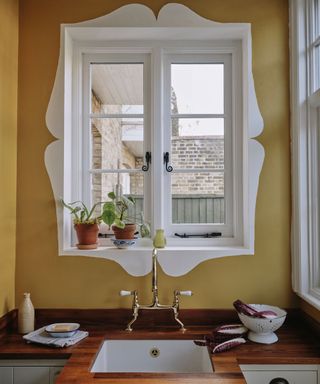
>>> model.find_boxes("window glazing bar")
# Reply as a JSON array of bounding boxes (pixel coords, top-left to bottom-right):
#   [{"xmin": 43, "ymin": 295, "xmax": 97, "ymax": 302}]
[
  {"xmin": 171, "ymin": 168, "xmax": 225, "ymax": 173},
  {"xmin": 89, "ymin": 168, "xmax": 143, "ymax": 174},
  {"xmin": 89, "ymin": 113, "xmax": 144, "ymax": 119},
  {"xmin": 170, "ymin": 113, "xmax": 226, "ymax": 119}
]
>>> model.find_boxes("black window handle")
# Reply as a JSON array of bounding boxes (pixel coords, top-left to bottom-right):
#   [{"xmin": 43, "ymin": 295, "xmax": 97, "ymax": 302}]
[
  {"xmin": 164, "ymin": 152, "xmax": 173, "ymax": 172},
  {"xmin": 175, "ymin": 233, "xmax": 222, "ymax": 238},
  {"xmin": 142, "ymin": 152, "xmax": 151, "ymax": 172}
]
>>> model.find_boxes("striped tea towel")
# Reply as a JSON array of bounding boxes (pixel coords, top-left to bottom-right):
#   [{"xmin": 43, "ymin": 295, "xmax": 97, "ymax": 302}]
[{"xmin": 23, "ymin": 326, "xmax": 89, "ymax": 348}]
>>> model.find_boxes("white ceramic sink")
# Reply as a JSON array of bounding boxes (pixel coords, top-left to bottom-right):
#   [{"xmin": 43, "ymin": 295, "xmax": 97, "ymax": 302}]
[{"xmin": 91, "ymin": 339, "xmax": 213, "ymax": 373}]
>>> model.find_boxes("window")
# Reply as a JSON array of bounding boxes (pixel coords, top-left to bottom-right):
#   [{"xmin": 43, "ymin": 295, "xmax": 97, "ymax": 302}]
[
  {"xmin": 78, "ymin": 45, "xmax": 243, "ymax": 246},
  {"xmin": 291, "ymin": 0, "xmax": 320, "ymax": 308},
  {"xmin": 46, "ymin": 4, "xmax": 264, "ymax": 275},
  {"xmin": 82, "ymin": 51, "xmax": 237, "ymax": 243}
]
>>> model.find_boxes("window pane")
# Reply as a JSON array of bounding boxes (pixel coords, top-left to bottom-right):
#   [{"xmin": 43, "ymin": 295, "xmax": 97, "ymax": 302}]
[
  {"xmin": 315, "ymin": 45, "xmax": 320, "ymax": 91},
  {"xmin": 171, "ymin": 64, "xmax": 224, "ymax": 114},
  {"xmin": 92, "ymin": 172, "xmax": 144, "ymax": 220},
  {"xmin": 91, "ymin": 118, "xmax": 143, "ymax": 170},
  {"xmin": 171, "ymin": 118, "xmax": 224, "ymax": 169},
  {"xmin": 171, "ymin": 172, "xmax": 224, "ymax": 224},
  {"xmin": 91, "ymin": 63, "xmax": 143, "ymax": 114},
  {"xmin": 315, "ymin": 0, "xmax": 320, "ymax": 38}
]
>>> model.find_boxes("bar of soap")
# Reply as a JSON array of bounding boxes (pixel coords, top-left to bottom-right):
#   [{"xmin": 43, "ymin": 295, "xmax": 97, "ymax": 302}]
[{"xmin": 52, "ymin": 324, "xmax": 74, "ymax": 332}]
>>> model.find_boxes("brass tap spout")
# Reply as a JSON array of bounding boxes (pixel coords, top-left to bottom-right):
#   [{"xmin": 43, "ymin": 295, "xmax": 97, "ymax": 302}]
[
  {"xmin": 120, "ymin": 248, "xmax": 192, "ymax": 331},
  {"xmin": 151, "ymin": 248, "xmax": 158, "ymax": 305}
]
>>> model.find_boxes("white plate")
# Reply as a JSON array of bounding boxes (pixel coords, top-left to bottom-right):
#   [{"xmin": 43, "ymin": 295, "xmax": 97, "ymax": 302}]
[{"xmin": 45, "ymin": 323, "xmax": 80, "ymax": 338}]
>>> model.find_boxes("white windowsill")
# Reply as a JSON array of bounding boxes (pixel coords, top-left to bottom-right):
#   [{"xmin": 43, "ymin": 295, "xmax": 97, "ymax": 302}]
[
  {"xmin": 295, "ymin": 291, "xmax": 320, "ymax": 312},
  {"xmin": 62, "ymin": 245, "xmax": 252, "ymax": 253},
  {"xmin": 60, "ymin": 243, "xmax": 253, "ymax": 277}
]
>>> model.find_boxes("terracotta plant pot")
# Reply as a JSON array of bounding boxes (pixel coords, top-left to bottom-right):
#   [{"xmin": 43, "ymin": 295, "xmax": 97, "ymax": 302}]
[
  {"xmin": 112, "ymin": 223, "xmax": 136, "ymax": 239},
  {"xmin": 74, "ymin": 223, "xmax": 99, "ymax": 249}
]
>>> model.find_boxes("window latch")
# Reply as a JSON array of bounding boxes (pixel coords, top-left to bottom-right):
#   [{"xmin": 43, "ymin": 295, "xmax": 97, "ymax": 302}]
[
  {"xmin": 164, "ymin": 152, "xmax": 173, "ymax": 172},
  {"xmin": 174, "ymin": 232, "xmax": 222, "ymax": 238},
  {"xmin": 142, "ymin": 151, "xmax": 151, "ymax": 172}
]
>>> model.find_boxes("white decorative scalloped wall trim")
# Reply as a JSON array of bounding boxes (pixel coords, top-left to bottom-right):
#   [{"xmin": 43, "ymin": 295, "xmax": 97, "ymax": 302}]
[{"xmin": 45, "ymin": 3, "xmax": 264, "ymax": 277}]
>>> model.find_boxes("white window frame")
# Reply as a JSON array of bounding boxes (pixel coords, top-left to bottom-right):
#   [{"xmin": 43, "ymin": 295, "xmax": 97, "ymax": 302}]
[
  {"xmin": 81, "ymin": 49, "xmax": 239, "ymax": 246},
  {"xmin": 162, "ymin": 53, "xmax": 236, "ymax": 240},
  {"xmin": 45, "ymin": 4, "xmax": 264, "ymax": 277},
  {"xmin": 290, "ymin": 0, "xmax": 320, "ymax": 308},
  {"xmin": 76, "ymin": 42, "xmax": 242, "ymax": 247}
]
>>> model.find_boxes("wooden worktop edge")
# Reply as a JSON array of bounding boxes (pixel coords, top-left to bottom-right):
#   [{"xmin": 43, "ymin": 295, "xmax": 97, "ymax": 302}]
[{"xmin": 1, "ymin": 307, "xmax": 317, "ymax": 333}]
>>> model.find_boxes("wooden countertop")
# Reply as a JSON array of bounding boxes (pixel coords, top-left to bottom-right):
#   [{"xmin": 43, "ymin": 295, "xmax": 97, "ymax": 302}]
[{"xmin": 0, "ymin": 309, "xmax": 319, "ymax": 383}]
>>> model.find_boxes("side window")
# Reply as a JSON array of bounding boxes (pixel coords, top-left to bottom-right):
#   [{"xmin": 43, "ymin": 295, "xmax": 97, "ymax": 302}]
[{"xmin": 291, "ymin": 0, "xmax": 320, "ymax": 306}]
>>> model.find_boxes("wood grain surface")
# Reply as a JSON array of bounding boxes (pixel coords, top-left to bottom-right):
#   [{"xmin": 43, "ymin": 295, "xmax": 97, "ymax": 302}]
[{"xmin": 0, "ymin": 309, "xmax": 319, "ymax": 384}]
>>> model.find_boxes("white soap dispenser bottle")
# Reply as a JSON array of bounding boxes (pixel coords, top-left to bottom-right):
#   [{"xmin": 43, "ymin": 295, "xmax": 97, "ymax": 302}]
[{"xmin": 18, "ymin": 292, "xmax": 35, "ymax": 334}]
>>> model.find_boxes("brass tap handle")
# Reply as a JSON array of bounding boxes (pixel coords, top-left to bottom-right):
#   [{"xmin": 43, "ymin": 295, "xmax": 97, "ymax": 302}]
[
  {"xmin": 173, "ymin": 290, "xmax": 193, "ymax": 307},
  {"xmin": 120, "ymin": 290, "xmax": 138, "ymax": 302},
  {"xmin": 120, "ymin": 290, "xmax": 139, "ymax": 331},
  {"xmin": 119, "ymin": 290, "xmax": 134, "ymax": 296}
]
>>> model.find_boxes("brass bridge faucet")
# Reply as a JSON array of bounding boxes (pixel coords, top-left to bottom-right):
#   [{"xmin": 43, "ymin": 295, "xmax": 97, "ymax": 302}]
[{"xmin": 120, "ymin": 248, "xmax": 192, "ymax": 331}]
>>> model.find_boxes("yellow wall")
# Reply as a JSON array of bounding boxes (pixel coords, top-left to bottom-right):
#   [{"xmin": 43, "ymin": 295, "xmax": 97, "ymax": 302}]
[
  {"xmin": 0, "ymin": 0, "xmax": 18, "ymax": 316},
  {"xmin": 16, "ymin": 0, "xmax": 295, "ymax": 309}
]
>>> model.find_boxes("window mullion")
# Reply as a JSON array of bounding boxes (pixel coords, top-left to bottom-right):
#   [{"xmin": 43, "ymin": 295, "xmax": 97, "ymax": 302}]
[
  {"xmin": 171, "ymin": 113, "xmax": 226, "ymax": 119},
  {"xmin": 89, "ymin": 113, "xmax": 144, "ymax": 119},
  {"xmin": 82, "ymin": 55, "xmax": 92, "ymax": 208},
  {"xmin": 152, "ymin": 47, "xmax": 165, "ymax": 233}
]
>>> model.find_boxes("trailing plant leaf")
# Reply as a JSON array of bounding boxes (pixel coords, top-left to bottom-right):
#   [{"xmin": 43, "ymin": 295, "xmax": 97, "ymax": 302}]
[
  {"xmin": 60, "ymin": 198, "xmax": 102, "ymax": 224},
  {"xmin": 140, "ymin": 222, "xmax": 151, "ymax": 238},
  {"xmin": 114, "ymin": 218, "xmax": 125, "ymax": 229},
  {"xmin": 101, "ymin": 193, "xmax": 140, "ymax": 230},
  {"xmin": 102, "ymin": 209, "xmax": 116, "ymax": 228},
  {"xmin": 103, "ymin": 201, "xmax": 115, "ymax": 211},
  {"xmin": 108, "ymin": 191, "xmax": 116, "ymax": 200},
  {"xmin": 80, "ymin": 210, "xmax": 85, "ymax": 222},
  {"xmin": 122, "ymin": 195, "xmax": 135, "ymax": 205}
]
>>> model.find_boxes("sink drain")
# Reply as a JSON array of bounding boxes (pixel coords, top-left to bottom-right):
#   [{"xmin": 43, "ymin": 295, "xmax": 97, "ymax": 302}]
[{"xmin": 150, "ymin": 347, "xmax": 160, "ymax": 358}]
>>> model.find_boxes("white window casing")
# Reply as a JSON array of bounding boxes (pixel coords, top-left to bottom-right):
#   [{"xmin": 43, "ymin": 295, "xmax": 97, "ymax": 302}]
[
  {"xmin": 45, "ymin": 4, "xmax": 264, "ymax": 277},
  {"xmin": 290, "ymin": 0, "xmax": 320, "ymax": 308}
]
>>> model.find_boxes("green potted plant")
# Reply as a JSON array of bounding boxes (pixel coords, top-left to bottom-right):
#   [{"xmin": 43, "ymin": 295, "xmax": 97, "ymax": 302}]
[
  {"xmin": 61, "ymin": 199, "xmax": 102, "ymax": 249},
  {"xmin": 101, "ymin": 192, "xmax": 137, "ymax": 239}
]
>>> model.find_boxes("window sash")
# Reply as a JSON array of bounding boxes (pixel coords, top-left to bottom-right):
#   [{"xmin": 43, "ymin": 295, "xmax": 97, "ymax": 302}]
[
  {"xmin": 162, "ymin": 53, "xmax": 234, "ymax": 237},
  {"xmin": 82, "ymin": 53, "xmax": 151, "ymax": 226},
  {"xmin": 309, "ymin": 0, "xmax": 320, "ymax": 92},
  {"xmin": 290, "ymin": 0, "xmax": 320, "ymax": 309}
]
